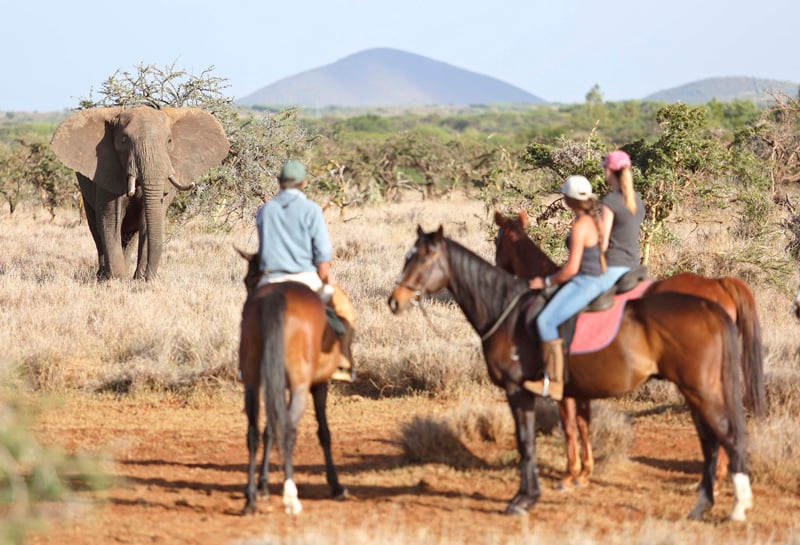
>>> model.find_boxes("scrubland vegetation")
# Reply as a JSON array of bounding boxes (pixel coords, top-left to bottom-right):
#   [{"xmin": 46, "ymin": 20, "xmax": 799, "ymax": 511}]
[{"xmin": 1, "ymin": 64, "xmax": 799, "ymax": 544}]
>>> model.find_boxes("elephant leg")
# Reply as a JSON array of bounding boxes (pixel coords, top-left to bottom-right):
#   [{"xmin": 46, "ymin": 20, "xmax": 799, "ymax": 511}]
[
  {"xmin": 124, "ymin": 200, "xmax": 146, "ymax": 280},
  {"xmin": 96, "ymin": 185, "xmax": 129, "ymax": 279},
  {"xmin": 77, "ymin": 174, "xmax": 105, "ymax": 278}
]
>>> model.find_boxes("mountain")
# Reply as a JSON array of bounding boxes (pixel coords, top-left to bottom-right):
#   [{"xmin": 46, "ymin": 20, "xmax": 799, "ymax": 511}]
[
  {"xmin": 237, "ymin": 48, "xmax": 545, "ymax": 108},
  {"xmin": 644, "ymin": 77, "xmax": 799, "ymax": 104}
]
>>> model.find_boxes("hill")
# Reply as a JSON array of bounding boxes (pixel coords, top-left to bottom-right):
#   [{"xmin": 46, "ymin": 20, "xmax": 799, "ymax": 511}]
[
  {"xmin": 236, "ymin": 48, "xmax": 545, "ymax": 108},
  {"xmin": 644, "ymin": 76, "xmax": 799, "ymax": 104}
]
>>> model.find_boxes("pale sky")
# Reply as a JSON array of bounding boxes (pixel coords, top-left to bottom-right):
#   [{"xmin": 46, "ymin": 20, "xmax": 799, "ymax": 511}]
[{"xmin": 2, "ymin": 0, "xmax": 798, "ymax": 111}]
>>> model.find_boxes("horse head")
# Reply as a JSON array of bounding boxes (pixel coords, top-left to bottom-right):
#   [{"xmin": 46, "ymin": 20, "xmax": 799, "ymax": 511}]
[
  {"xmin": 388, "ymin": 225, "xmax": 450, "ymax": 314},
  {"xmin": 235, "ymin": 247, "xmax": 262, "ymax": 294},
  {"xmin": 494, "ymin": 210, "xmax": 558, "ymax": 279}
]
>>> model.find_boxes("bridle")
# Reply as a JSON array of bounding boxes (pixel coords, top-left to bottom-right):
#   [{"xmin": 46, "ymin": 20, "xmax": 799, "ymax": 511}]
[
  {"xmin": 393, "ymin": 247, "xmax": 444, "ymax": 304},
  {"xmin": 395, "ymin": 241, "xmax": 527, "ymax": 342}
]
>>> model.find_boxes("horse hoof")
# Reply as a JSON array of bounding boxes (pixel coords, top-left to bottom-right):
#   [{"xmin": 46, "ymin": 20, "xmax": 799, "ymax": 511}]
[
  {"xmin": 504, "ymin": 493, "xmax": 538, "ymax": 515},
  {"xmin": 332, "ymin": 487, "xmax": 349, "ymax": 500},
  {"xmin": 555, "ymin": 479, "xmax": 575, "ymax": 492},
  {"xmin": 242, "ymin": 502, "xmax": 257, "ymax": 516},
  {"xmin": 504, "ymin": 503, "xmax": 529, "ymax": 516}
]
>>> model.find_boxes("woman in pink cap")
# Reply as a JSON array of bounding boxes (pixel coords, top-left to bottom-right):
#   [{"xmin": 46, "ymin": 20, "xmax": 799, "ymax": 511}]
[{"xmin": 598, "ymin": 150, "xmax": 644, "ymax": 289}]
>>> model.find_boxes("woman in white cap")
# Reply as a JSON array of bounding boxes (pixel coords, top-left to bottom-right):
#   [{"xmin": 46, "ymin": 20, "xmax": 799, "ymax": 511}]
[{"xmin": 525, "ymin": 175, "xmax": 607, "ymax": 400}]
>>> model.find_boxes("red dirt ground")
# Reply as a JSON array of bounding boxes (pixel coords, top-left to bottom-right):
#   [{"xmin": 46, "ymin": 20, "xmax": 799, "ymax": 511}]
[{"xmin": 26, "ymin": 390, "xmax": 800, "ymax": 545}]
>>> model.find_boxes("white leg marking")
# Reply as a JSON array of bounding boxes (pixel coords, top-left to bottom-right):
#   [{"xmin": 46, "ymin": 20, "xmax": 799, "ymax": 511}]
[
  {"xmin": 728, "ymin": 473, "xmax": 753, "ymax": 522},
  {"xmin": 688, "ymin": 486, "xmax": 713, "ymax": 520},
  {"xmin": 282, "ymin": 478, "xmax": 303, "ymax": 515}
]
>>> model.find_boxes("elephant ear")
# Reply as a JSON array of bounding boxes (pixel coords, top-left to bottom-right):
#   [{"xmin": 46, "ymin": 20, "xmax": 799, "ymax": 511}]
[
  {"xmin": 51, "ymin": 107, "xmax": 127, "ymax": 194},
  {"xmin": 165, "ymin": 108, "xmax": 230, "ymax": 184}
]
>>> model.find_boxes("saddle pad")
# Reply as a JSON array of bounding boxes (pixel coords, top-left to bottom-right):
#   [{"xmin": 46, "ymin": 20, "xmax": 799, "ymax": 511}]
[{"xmin": 569, "ymin": 280, "xmax": 654, "ymax": 354}]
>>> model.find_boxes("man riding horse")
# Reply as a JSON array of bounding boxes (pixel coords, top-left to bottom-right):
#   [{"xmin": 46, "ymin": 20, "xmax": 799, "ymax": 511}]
[{"xmin": 255, "ymin": 160, "xmax": 355, "ymax": 382}]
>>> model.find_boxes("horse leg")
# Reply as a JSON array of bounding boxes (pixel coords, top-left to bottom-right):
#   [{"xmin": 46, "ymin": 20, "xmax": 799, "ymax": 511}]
[
  {"xmin": 310, "ymin": 382, "xmax": 348, "ymax": 499},
  {"xmin": 243, "ymin": 385, "xmax": 260, "ymax": 515},
  {"xmin": 687, "ymin": 410, "xmax": 719, "ymax": 521},
  {"xmin": 282, "ymin": 386, "xmax": 307, "ymax": 515},
  {"xmin": 709, "ymin": 407, "xmax": 752, "ymax": 522},
  {"xmin": 575, "ymin": 398, "xmax": 594, "ymax": 486},
  {"xmin": 504, "ymin": 389, "xmax": 542, "ymax": 514},
  {"xmin": 557, "ymin": 398, "xmax": 580, "ymax": 491},
  {"xmin": 258, "ymin": 417, "xmax": 274, "ymax": 498}
]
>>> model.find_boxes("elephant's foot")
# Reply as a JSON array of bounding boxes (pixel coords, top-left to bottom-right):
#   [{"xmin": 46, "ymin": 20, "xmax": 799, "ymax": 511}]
[{"xmin": 504, "ymin": 492, "xmax": 540, "ymax": 515}]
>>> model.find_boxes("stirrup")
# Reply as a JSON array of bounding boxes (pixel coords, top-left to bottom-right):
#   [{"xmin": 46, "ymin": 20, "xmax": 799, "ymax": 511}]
[
  {"xmin": 522, "ymin": 373, "xmax": 550, "ymax": 396},
  {"xmin": 540, "ymin": 374, "xmax": 551, "ymax": 397},
  {"xmin": 331, "ymin": 367, "xmax": 356, "ymax": 383}
]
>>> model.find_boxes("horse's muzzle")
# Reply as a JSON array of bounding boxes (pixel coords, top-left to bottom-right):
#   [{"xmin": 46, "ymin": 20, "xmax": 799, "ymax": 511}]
[{"xmin": 388, "ymin": 285, "xmax": 418, "ymax": 315}]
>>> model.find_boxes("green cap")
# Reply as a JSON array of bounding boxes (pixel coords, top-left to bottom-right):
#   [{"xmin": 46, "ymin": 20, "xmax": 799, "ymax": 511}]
[{"xmin": 279, "ymin": 160, "xmax": 306, "ymax": 184}]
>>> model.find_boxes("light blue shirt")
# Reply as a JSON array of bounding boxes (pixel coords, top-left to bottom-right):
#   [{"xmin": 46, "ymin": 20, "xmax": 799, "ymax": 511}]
[{"xmin": 256, "ymin": 189, "xmax": 332, "ymax": 279}]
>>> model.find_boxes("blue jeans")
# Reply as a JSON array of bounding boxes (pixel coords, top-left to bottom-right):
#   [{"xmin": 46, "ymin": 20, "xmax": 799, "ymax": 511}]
[
  {"xmin": 596, "ymin": 266, "xmax": 631, "ymax": 292},
  {"xmin": 536, "ymin": 273, "xmax": 608, "ymax": 341}
]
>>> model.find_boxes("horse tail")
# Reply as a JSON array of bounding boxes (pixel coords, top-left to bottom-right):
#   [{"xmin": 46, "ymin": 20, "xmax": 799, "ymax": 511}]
[
  {"xmin": 261, "ymin": 288, "xmax": 288, "ymax": 458},
  {"xmin": 720, "ymin": 309, "xmax": 746, "ymax": 444},
  {"xmin": 719, "ymin": 277, "xmax": 766, "ymax": 418}
]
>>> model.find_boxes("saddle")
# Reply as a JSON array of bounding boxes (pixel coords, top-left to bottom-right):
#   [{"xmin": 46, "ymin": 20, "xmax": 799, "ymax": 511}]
[{"xmin": 525, "ymin": 266, "xmax": 651, "ymax": 356}]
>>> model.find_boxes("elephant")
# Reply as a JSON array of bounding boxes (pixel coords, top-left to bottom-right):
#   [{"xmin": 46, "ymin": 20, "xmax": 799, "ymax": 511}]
[{"xmin": 51, "ymin": 106, "xmax": 230, "ymax": 281}]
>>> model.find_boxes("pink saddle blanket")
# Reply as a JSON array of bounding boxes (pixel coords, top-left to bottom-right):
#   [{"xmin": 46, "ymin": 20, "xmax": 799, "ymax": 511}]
[{"xmin": 569, "ymin": 280, "xmax": 654, "ymax": 354}]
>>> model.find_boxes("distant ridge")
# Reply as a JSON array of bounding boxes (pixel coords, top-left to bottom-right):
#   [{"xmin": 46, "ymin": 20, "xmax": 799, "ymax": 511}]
[
  {"xmin": 237, "ymin": 48, "xmax": 545, "ymax": 108},
  {"xmin": 644, "ymin": 76, "xmax": 799, "ymax": 104}
]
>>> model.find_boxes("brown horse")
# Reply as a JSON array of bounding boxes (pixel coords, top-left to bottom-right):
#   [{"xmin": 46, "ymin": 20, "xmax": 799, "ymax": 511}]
[
  {"xmin": 494, "ymin": 210, "xmax": 766, "ymax": 489},
  {"xmin": 237, "ymin": 250, "xmax": 348, "ymax": 515},
  {"xmin": 389, "ymin": 226, "xmax": 754, "ymax": 521}
]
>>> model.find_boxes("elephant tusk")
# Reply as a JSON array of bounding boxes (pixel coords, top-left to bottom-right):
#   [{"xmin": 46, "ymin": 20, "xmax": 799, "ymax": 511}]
[
  {"xmin": 169, "ymin": 174, "xmax": 195, "ymax": 191},
  {"xmin": 127, "ymin": 175, "xmax": 136, "ymax": 197}
]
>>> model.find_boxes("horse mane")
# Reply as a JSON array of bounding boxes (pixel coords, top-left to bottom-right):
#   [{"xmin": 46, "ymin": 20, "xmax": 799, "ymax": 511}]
[{"xmin": 444, "ymin": 237, "xmax": 530, "ymax": 327}]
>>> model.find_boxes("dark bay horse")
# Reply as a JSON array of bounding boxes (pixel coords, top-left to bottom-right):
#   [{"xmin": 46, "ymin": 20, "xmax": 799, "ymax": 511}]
[
  {"xmin": 494, "ymin": 210, "xmax": 765, "ymax": 489},
  {"xmin": 388, "ymin": 226, "xmax": 754, "ymax": 521},
  {"xmin": 237, "ymin": 250, "xmax": 348, "ymax": 515}
]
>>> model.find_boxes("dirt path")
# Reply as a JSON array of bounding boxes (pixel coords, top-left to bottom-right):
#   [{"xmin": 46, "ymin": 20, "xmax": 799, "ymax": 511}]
[{"xmin": 27, "ymin": 391, "xmax": 799, "ymax": 545}]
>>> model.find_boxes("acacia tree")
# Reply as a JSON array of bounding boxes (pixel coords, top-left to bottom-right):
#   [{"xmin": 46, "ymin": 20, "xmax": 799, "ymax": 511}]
[
  {"xmin": 624, "ymin": 103, "xmax": 730, "ymax": 263},
  {"xmin": 523, "ymin": 103, "xmax": 731, "ymax": 264},
  {"xmin": 0, "ymin": 137, "xmax": 74, "ymax": 216},
  {"xmin": 79, "ymin": 61, "xmax": 312, "ymax": 228}
]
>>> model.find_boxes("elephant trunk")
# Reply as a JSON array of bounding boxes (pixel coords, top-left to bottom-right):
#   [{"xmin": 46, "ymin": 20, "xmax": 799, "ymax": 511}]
[{"xmin": 142, "ymin": 178, "xmax": 165, "ymax": 281}]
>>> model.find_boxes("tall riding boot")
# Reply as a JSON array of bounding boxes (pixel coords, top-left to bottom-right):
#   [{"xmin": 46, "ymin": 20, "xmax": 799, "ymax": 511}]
[
  {"xmin": 330, "ymin": 318, "xmax": 357, "ymax": 383},
  {"xmin": 339, "ymin": 321, "xmax": 356, "ymax": 382},
  {"xmin": 523, "ymin": 338, "xmax": 565, "ymax": 401}
]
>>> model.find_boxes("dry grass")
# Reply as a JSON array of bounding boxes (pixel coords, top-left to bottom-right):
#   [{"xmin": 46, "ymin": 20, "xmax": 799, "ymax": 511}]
[{"xmin": 3, "ymin": 194, "xmax": 800, "ymax": 544}]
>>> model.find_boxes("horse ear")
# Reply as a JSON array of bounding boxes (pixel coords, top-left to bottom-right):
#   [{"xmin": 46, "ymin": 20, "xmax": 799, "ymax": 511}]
[
  {"xmin": 416, "ymin": 224, "xmax": 424, "ymax": 237},
  {"xmin": 234, "ymin": 245, "xmax": 255, "ymax": 261},
  {"xmin": 494, "ymin": 210, "xmax": 506, "ymax": 227},
  {"xmin": 519, "ymin": 209, "xmax": 529, "ymax": 228},
  {"xmin": 435, "ymin": 225, "xmax": 444, "ymax": 239}
]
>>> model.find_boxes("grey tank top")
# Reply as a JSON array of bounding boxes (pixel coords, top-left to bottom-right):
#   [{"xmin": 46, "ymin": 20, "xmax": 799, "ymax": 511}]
[
  {"xmin": 602, "ymin": 190, "xmax": 644, "ymax": 268},
  {"xmin": 566, "ymin": 233, "xmax": 603, "ymax": 276}
]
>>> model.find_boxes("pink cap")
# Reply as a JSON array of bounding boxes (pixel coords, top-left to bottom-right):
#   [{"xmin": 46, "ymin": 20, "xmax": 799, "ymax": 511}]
[{"xmin": 602, "ymin": 150, "xmax": 631, "ymax": 170}]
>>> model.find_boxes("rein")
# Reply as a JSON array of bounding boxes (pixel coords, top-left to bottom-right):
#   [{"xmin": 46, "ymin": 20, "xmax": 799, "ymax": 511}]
[{"xmin": 480, "ymin": 289, "xmax": 527, "ymax": 341}]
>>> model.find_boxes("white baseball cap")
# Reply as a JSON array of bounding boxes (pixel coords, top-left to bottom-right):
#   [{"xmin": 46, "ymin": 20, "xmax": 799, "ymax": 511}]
[{"xmin": 558, "ymin": 175, "xmax": 595, "ymax": 201}]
